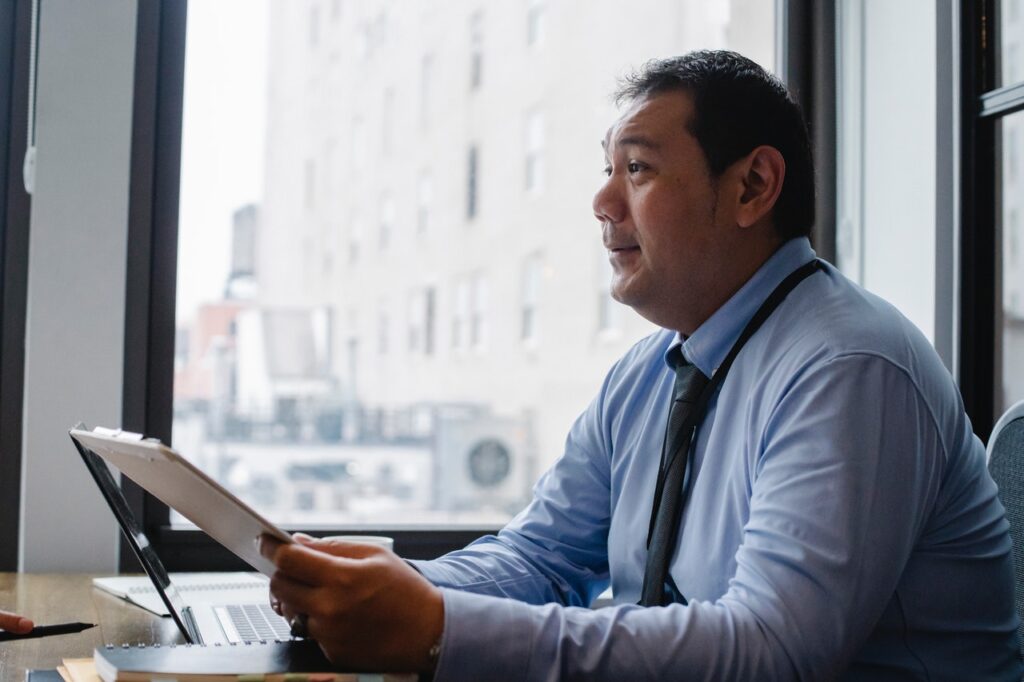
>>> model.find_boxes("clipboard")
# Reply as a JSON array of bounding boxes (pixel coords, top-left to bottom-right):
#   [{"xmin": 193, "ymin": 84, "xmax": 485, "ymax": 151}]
[{"xmin": 70, "ymin": 426, "xmax": 293, "ymax": 577}]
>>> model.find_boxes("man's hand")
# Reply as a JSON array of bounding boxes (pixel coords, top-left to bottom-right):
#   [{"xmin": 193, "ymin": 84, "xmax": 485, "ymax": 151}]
[
  {"xmin": 0, "ymin": 610, "xmax": 33, "ymax": 634},
  {"xmin": 259, "ymin": 534, "xmax": 444, "ymax": 673}
]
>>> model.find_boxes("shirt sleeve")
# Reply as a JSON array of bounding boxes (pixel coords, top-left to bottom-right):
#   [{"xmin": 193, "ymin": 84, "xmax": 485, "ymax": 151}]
[
  {"xmin": 428, "ymin": 353, "xmax": 948, "ymax": 681},
  {"xmin": 411, "ymin": 384, "xmax": 613, "ymax": 607}
]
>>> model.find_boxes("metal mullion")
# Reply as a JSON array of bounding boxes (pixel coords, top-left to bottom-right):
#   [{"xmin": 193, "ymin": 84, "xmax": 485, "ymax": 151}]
[
  {"xmin": 127, "ymin": 0, "xmax": 187, "ymax": 567},
  {"xmin": 979, "ymin": 81, "xmax": 1024, "ymax": 118},
  {"xmin": 959, "ymin": 0, "xmax": 998, "ymax": 437}
]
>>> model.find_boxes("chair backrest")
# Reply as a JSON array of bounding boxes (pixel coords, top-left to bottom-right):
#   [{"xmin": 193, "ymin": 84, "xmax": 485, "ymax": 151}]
[{"xmin": 987, "ymin": 400, "xmax": 1024, "ymax": 661}]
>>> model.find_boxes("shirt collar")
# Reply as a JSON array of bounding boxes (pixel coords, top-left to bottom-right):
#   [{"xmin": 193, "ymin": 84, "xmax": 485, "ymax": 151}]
[{"xmin": 663, "ymin": 237, "xmax": 817, "ymax": 376}]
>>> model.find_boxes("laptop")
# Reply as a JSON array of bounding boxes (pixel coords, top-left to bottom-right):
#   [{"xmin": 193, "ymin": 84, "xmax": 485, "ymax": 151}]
[{"xmin": 71, "ymin": 426, "xmax": 295, "ymax": 645}]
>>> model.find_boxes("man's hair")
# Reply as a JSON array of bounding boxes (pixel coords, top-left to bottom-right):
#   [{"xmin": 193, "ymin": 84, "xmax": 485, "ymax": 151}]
[{"xmin": 615, "ymin": 51, "xmax": 815, "ymax": 240}]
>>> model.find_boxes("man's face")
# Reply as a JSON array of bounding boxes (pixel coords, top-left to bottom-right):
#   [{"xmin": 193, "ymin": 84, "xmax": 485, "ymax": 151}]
[{"xmin": 594, "ymin": 90, "xmax": 731, "ymax": 333}]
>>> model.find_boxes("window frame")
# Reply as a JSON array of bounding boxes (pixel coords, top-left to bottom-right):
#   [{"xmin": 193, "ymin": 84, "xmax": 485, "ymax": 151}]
[
  {"xmin": 130, "ymin": 0, "xmax": 831, "ymax": 570},
  {"xmin": 958, "ymin": 0, "xmax": 1024, "ymax": 439},
  {"xmin": 0, "ymin": 0, "xmax": 32, "ymax": 572}
]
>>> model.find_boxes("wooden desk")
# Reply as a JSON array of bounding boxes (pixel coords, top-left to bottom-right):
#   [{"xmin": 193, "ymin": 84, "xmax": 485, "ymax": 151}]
[{"xmin": 0, "ymin": 573, "xmax": 183, "ymax": 682}]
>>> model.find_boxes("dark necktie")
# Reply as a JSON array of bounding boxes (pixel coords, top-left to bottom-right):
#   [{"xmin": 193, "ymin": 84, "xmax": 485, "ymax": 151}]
[{"xmin": 640, "ymin": 348, "xmax": 709, "ymax": 606}]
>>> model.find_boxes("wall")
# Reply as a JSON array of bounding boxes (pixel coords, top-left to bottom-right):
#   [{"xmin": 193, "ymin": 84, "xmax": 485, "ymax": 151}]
[{"xmin": 19, "ymin": 0, "xmax": 137, "ymax": 571}]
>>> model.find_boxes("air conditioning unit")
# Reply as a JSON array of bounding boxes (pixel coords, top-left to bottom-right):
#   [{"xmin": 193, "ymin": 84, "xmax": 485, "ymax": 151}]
[{"xmin": 433, "ymin": 411, "xmax": 535, "ymax": 514}]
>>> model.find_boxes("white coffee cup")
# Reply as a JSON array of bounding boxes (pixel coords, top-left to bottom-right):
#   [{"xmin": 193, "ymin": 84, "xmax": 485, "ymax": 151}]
[{"xmin": 320, "ymin": 535, "xmax": 395, "ymax": 552}]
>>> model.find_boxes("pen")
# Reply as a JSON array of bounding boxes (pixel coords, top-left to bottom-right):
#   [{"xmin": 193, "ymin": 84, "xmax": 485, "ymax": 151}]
[{"xmin": 0, "ymin": 622, "xmax": 96, "ymax": 642}]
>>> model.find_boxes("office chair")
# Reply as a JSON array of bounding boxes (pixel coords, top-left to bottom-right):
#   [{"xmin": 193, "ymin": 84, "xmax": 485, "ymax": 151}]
[{"xmin": 987, "ymin": 400, "xmax": 1024, "ymax": 661}]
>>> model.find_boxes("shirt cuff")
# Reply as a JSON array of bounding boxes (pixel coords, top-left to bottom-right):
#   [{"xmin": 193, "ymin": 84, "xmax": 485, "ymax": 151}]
[{"xmin": 432, "ymin": 588, "xmax": 533, "ymax": 681}]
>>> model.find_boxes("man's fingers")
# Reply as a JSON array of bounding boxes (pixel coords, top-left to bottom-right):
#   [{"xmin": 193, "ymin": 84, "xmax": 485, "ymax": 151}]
[
  {"xmin": 269, "ymin": 540, "xmax": 372, "ymax": 589},
  {"xmin": 0, "ymin": 611, "xmax": 33, "ymax": 634},
  {"xmin": 269, "ymin": 572, "xmax": 323, "ymax": 617},
  {"xmin": 306, "ymin": 538, "xmax": 383, "ymax": 560}
]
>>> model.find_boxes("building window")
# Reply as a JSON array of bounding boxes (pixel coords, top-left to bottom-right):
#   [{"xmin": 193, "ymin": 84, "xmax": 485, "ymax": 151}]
[
  {"xmin": 466, "ymin": 145, "xmax": 479, "ymax": 220},
  {"xmin": 408, "ymin": 287, "xmax": 436, "ymax": 356},
  {"xmin": 470, "ymin": 273, "xmax": 488, "ymax": 350},
  {"xmin": 417, "ymin": 172, "xmax": 433, "ymax": 235},
  {"xmin": 419, "ymin": 54, "xmax": 433, "ymax": 129},
  {"xmin": 597, "ymin": 245, "xmax": 620, "ymax": 334},
  {"xmin": 377, "ymin": 302, "xmax": 389, "ymax": 355},
  {"xmin": 348, "ymin": 219, "xmax": 363, "ymax": 265},
  {"xmin": 382, "ymin": 87, "xmax": 395, "ymax": 156},
  {"xmin": 304, "ymin": 159, "xmax": 316, "ymax": 209},
  {"xmin": 521, "ymin": 254, "xmax": 543, "ymax": 344},
  {"xmin": 352, "ymin": 116, "xmax": 366, "ymax": 165},
  {"xmin": 379, "ymin": 194, "xmax": 395, "ymax": 250},
  {"xmin": 309, "ymin": 4, "xmax": 320, "ymax": 47},
  {"xmin": 424, "ymin": 287, "xmax": 436, "ymax": 356},
  {"xmin": 525, "ymin": 111, "xmax": 545, "ymax": 195},
  {"xmin": 527, "ymin": 0, "xmax": 545, "ymax": 47},
  {"xmin": 469, "ymin": 11, "xmax": 483, "ymax": 90},
  {"xmin": 452, "ymin": 277, "xmax": 470, "ymax": 352}
]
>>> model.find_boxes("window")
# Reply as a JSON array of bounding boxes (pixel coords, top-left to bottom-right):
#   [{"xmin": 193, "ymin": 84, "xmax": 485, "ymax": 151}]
[
  {"xmin": 407, "ymin": 287, "xmax": 436, "ymax": 356},
  {"xmin": 836, "ymin": 2, "xmax": 936, "ymax": 341},
  {"xmin": 999, "ymin": 111, "xmax": 1024, "ymax": 413},
  {"xmin": 348, "ymin": 218, "xmax": 363, "ymax": 265},
  {"xmin": 527, "ymin": 0, "xmax": 545, "ymax": 47},
  {"xmin": 163, "ymin": 0, "xmax": 776, "ymax": 534},
  {"xmin": 419, "ymin": 54, "xmax": 433, "ymax": 129},
  {"xmin": 377, "ymin": 300, "xmax": 389, "ymax": 355},
  {"xmin": 470, "ymin": 273, "xmax": 488, "ymax": 350},
  {"xmin": 466, "ymin": 145, "xmax": 479, "ymax": 220},
  {"xmin": 596, "ymin": 244, "xmax": 620, "ymax": 335},
  {"xmin": 958, "ymin": 0, "xmax": 1024, "ymax": 434},
  {"xmin": 469, "ymin": 11, "xmax": 483, "ymax": 90},
  {"xmin": 382, "ymin": 87, "xmax": 395, "ymax": 156},
  {"xmin": 998, "ymin": 0, "xmax": 1024, "ymax": 87},
  {"xmin": 304, "ymin": 159, "xmax": 316, "ymax": 209},
  {"xmin": 521, "ymin": 253, "xmax": 543, "ymax": 344},
  {"xmin": 525, "ymin": 111, "xmax": 545, "ymax": 195},
  {"xmin": 378, "ymin": 194, "xmax": 394, "ymax": 250},
  {"xmin": 452, "ymin": 277, "xmax": 470, "ymax": 352},
  {"xmin": 351, "ymin": 116, "xmax": 365, "ymax": 164},
  {"xmin": 309, "ymin": 4, "xmax": 320, "ymax": 48},
  {"xmin": 417, "ymin": 172, "xmax": 432, "ymax": 235}
]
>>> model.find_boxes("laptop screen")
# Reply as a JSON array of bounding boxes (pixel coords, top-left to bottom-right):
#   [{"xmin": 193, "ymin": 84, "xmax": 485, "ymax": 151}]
[{"xmin": 70, "ymin": 425, "xmax": 201, "ymax": 644}]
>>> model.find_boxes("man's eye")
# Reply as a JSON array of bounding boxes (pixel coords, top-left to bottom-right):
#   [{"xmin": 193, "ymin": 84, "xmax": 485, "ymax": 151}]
[
  {"xmin": 602, "ymin": 165, "xmax": 612, "ymax": 177},
  {"xmin": 627, "ymin": 161, "xmax": 645, "ymax": 173}
]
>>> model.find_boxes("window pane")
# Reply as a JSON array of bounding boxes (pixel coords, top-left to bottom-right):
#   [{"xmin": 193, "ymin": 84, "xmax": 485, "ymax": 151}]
[
  {"xmin": 173, "ymin": 0, "xmax": 776, "ymax": 527},
  {"xmin": 836, "ymin": 2, "xmax": 936, "ymax": 341},
  {"xmin": 999, "ymin": 110, "xmax": 1024, "ymax": 414},
  {"xmin": 998, "ymin": 0, "xmax": 1024, "ymax": 87}
]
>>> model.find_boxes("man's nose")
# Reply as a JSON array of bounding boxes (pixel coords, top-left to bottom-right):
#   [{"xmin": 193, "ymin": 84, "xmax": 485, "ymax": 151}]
[{"xmin": 593, "ymin": 176, "xmax": 625, "ymax": 225}]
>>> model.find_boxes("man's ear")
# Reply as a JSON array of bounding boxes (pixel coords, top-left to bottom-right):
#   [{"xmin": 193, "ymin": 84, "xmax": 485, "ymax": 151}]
[{"xmin": 734, "ymin": 145, "xmax": 786, "ymax": 229}]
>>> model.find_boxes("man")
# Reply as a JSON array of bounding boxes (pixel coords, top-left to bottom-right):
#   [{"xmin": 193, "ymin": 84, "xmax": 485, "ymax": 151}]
[{"xmin": 261, "ymin": 51, "xmax": 1021, "ymax": 679}]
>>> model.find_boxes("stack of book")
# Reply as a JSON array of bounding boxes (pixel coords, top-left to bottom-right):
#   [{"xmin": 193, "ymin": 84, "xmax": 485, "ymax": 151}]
[{"xmin": 26, "ymin": 640, "xmax": 415, "ymax": 682}]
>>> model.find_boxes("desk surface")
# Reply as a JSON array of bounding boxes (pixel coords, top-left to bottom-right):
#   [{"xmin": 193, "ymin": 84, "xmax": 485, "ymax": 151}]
[{"xmin": 0, "ymin": 573, "xmax": 183, "ymax": 682}]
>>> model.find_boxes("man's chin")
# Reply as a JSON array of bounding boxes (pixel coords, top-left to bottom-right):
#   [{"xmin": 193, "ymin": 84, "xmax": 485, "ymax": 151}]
[{"xmin": 610, "ymin": 281, "xmax": 644, "ymax": 310}]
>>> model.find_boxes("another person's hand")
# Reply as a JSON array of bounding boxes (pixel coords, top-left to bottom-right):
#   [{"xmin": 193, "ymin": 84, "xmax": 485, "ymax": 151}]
[
  {"xmin": 260, "ymin": 534, "xmax": 444, "ymax": 673},
  {"xmin": 0, "ymin": 610, "xmax": 33, "ymax": 634}
]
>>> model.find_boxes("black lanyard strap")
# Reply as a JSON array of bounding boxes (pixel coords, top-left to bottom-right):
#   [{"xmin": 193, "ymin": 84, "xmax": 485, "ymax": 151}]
[{"xmin": 645, "ymin": 258, "xmax": 823, "ymax": 547}]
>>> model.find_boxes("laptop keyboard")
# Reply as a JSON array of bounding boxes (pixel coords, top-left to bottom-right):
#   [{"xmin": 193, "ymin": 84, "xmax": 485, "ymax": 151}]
[{"xmin": 214, "ymin": 603, "xmax": 294, "ymax": 643}]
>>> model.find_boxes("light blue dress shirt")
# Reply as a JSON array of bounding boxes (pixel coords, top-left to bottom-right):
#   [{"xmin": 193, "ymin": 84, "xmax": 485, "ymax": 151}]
[{"xmin": 413, "ymin": 238, "xmax": 1021, "ymax": 680}]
